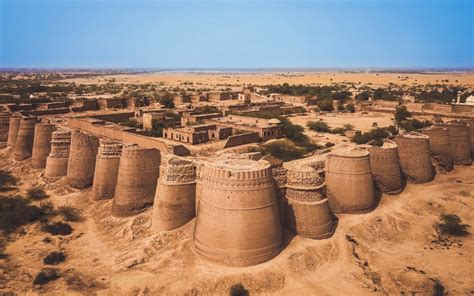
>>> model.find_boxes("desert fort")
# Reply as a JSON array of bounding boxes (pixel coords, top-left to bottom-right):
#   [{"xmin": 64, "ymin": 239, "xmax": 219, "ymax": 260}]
[{"xmin": 0, "ymin": 70, "xmax": 473, "ymax": 295}]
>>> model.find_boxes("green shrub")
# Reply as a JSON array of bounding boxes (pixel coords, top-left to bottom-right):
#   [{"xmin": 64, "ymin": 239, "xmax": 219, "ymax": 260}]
[
  {"xmin": 26, "ymin": 186, "xmax": 48, "ymax": 201},
  {"xmin": 42, "ymin": 222, "xmax": 73, "ymax": 236},
  {"xmin": 307, "ymin": 121, "xmax": 330, "ymax": 133},
  {"xmin": 229, "ymin": 283, "xmax": 249, "ymax": 296},
  {"xmin": 399, "ymin": 119, "xmax": 432, "ymax": 132},
  {"xmin": 438, "ymin": 214, "xmax": 470, "ymax": 236},
  {"xmin": 0, "ymin": 170, "xmax": 16, "ymax": 189},
  {"xmin": 352, "ymin": 128, "xmax": 391, "ymax": 146},
  {"xmin": 43, "ymin": 251, "xmax": 66, "ymax": 265}
]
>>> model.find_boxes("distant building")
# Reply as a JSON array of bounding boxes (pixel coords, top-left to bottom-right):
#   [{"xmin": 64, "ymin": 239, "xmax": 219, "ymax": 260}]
[{"xmin": 163, "ymin": 124, "xmax": 232, "ymax": 145}]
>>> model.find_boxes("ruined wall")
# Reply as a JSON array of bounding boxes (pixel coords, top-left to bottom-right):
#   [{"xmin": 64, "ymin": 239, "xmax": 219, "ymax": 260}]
[
  {"xmin": 91, "ymin": 140, "xmax": 122, "ymax": 200},
  {"xmin": 13, "ymin": 117, "xmax": 38, "ymax": 161},
  {"xmin": 468, "ymin": 119, "xmax": 474, "ymax": 156},
  {"xmin": 194, "ymin": 159, "xmax": 282, "ymax": 266},
  {"xmin": 441, "ymin": 123, "xmax": 472, "ymax": 165},
  {"xmin": 395, "ymin": 132, "xmax": 433, "ymax": 183},
  {"xmin": 368, "ymin": 140, "xmax": 403, "ymax": 193},
  {"xmin": 7, "ymin": 114, "xmax": 21, "ymax": 147},
  {"xmin": 31, "ymin": 123, "xmax": 56, "ymax": 169},
  {"xmin": 45, "ymin": 130, "xmax": 71, "ymax": 178},
  {"xmin": 152, "ymin": 157, "xmax": 196, "ymax": 231},
  {"xmin": 451, "ymin": 105, "xmax": 474, "ymax": 114},
  {"xmin": 66, "ymin": 131, "xmax": 100, "ymax": 188},
  {"xmin": 0, "ymin": 112, "xmax": 10, "ymax": 148},
  {"xmin": 112, "ymin": 146, "xmax": 161, "ymax": 217},
  {"xmin": 283, "ymin": 157, "xmax": 336, "ymax": 239},
  {"xmin": 422, "ymin": 126, "xmax": 453, "ymax": 171},
  {"xmin": 326, "ymin": 148, "xmax": 375, "ymax": 213},
  {"xmin": 223, "ymin": 132, "xmax": 259, "ymax": 148}
]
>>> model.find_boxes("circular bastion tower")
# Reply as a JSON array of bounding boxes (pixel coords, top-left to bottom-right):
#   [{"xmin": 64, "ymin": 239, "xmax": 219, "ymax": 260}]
[
  {"xmin": 152, "ymin": 156, "xmax": 197, "ymax": 231},
  {"xmin": 45, "ymin": 130, "xmax": 72, "ymax": 178},
  {"xmin": 422, "ymin": 125, "xmax": 453, "ymax": 171},
  {"xmin": 283, "ymin": 157, "xmax": 336, "ymax": 239},
  {"xmin": 13, "ymin": 116, "xmax": 39, "ymax": 161},
  {"xmin": 441, "ymin": 123, "xmax": 472, "ymax": 165},
  {"xmin": 66, "ymin": 131, "xmax": 100, "ymax": 188},
  {"xmin": 394, "ymin": 132, "xmax": 433, "ymax": 183},
  {"xmin": 368, "ymin": 140, "xmax": 402, "ymax": 194},
  {"xmin": 31, "ymin": 123, "xmax": 56, "ymax": 169},
  {"xmin": 111, "ymin": 145, "xmax": 160, "ymax": 217},
  {"xmin": 0, "ymin": 112, "xmax": 10, "ymax": 148},
  {"xmin": 6, "ymin": 113, "xmax": 21, "ymax": 148},
  {"xmin": 91, "ymin": 140, "xmax": 123, "ymax": 200},
  {"xmin": 193, "ymin": 158, "xmax": 282, "ymax": 266},
  {"xmin": 326, "ymin": 148, "xmax": 375, "ymax": 214}
]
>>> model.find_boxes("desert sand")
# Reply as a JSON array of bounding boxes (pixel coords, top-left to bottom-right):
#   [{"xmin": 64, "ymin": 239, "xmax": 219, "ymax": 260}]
[{"xmin": 1, "ymin": 146, "xmax": 473, "ymax": 295}]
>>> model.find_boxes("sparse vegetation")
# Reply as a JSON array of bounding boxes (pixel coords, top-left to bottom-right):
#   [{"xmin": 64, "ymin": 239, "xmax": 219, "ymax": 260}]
[
  {"xmin": 229, "ymin": 283, "xmax": 249, "ymax": 296},
  {"xmin": 26, "ymin": 186, "xmax": 49, "ymax": 201},
  {"xmin": 42, "ymin": 222, "xmax": 73, "ymax": 236},
  {"xmin": 0, "ymin": 195, "xmax": 51, "ymax": 234},
  {"xmin": 33, "ymin": 268, "xmax": 60, "ymax": 285},
  {"xmin": 43, "ymin": 251, "xmax": 66, "ymax": 265},
  {"xmin": 56, "ymin": 206, "xmax": 83, "ymax": 222},
  {"xmin": 352, "ymin": 126, "xmax": 397, "ymax": 146},
  {"xmin": 307, "ymin": 121, "xmax": 330, "ymax": 132},
  {"xmin": 0, "ymin": 170, "xmax": 17, "ymax": 190},
  {"xmin": 438, "ymin": 214, "xmax": 470, "ymax": 237}
]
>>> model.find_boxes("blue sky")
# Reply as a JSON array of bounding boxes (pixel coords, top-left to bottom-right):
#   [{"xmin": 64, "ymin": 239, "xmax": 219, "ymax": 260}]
[{"xmin": 0, "ymin": 0, "xmax": 472, "ymax": 69}]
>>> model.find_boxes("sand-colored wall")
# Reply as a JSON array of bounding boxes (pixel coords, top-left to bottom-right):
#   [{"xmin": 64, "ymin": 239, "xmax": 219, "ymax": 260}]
[
  {"xmin": 422, "ymin": 126, "xmax": 453, "ymax": 171},
  {"xmin": 45, "ymin": 130, "xmax": 72, "ymax": 178},
  {"xmin": 91, "ymin": 141, "xmax": 122, "ymax": 200},
  {"xmin": 326, "ymin": 149, "xmax": 375, "ymax": 213},
  {"xmin": 283, "ymin": 157, "xmax": 336, "ymax": 239},
  {"xmin": 441, "ymin": 123, "xmax": 472, "ymax": 165},
  {"xmin": 152, "ymin": 157, "xmax": 196, "ymax": 231},
  {"xmin": 66, "ymin": 131, "xmax": 100, "ymax": 188},
  {"xmin": 13, "ymin": 117, "xmax": 38, "ymax": 161},
  {"xmin": 395, "ymin": 132, "xmax": 434, "ymax": 183},
  {"xmin": 31, "ymin": 123, "xmax": 56, "ymax": 169},
  {"xmin": 223, "ymin": 132, "xmax": 259, "ymax": 148},
  {"xmin": 6, "ymin": 114, "xmax": 21, "ymax": 148},
  {"xmin": 112, "ymin": 146, "xmax": 161, "ymax": 217},
  {"xmin": 368, "ymin": 140, "xmax": 402, "ymax": 194},
  {"xmin": 0, "ymin": 112, "xmax": 10, "ymax": 148},
  {"xmin": 194, "ymin": 159, "xmax": 282, "ymax": 266}
]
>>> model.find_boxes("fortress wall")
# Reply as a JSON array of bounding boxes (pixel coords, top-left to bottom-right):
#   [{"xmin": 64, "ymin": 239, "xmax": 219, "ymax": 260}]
[
  {"xmin": 31, "ymin": 123, "xmax": 56, "ymax": 169},
  {"xmin": 13, "ymin": 117, "xmax": 39, "ymax": 161},
  {"xmin": 152, "ymin": 157, "xmax": 196, "ymax": 231},
  {"xmin": 422, "ymin": 126, "xmax": 453, "ymax": 171},
  {"xmin": 261, "ymin": 155, "xmax": 287, "ymax": 226},
  {"xmin": 45, "ymin": 130, "xmax": 72, "ymax": 178},
  {"xmin": 441, "ymin": 123, "xmax": 472, "ymax": 165},
  {"xmin": 283, "ymin": 157, "xmax": 336, "ymax": 239},
  {"xmin": 66, "ymin": 131, "xmax": 100, "ymax": 188},
  {"xmin": 368, "ymin": 140, "xmax": 402, "ymax": 194},
  {"xmin": 7, "ymin": 114, "xmax": 21, "ymax": 147},
  {"xmin": 91, "ymin": 140, "xmax": 122, "ymax": 200},
  {"xmin": 395, "ymin": 132, "xmax": 433, "ymax": 183},
  {"xmin": 194, "ymin": 159, "xmax": 282, "ymax": 266},
  {"xmin": 0, "ymin": 112, "xmax": 10, "ymax": 148},
  {"xmin": 223, "ymin": 132, "xmax": 260, "ymax": 148},
  {"xmin": 326, "ymin": 148, "xmax": 375, "ymax": 214},
  {"xmin": 112, "ymin": 146, "xmax": 161, "ymax": 217},
  {"xmin": 468, "ymin": 119, "xmax": 474, "ymax": 156}
]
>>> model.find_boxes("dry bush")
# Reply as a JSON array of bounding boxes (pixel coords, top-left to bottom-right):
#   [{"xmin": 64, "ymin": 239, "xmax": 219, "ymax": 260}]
[
  {"xmin": 56, "ymin": 206, "xmax": 83, "ymax": 222},
  {"xmin": 33, "ymin": 268, "xmax": 60, "ymax": 285},
  {"xmin": 43, "ymin": 251, "xmax": 66, "ymax": 265},
  {"xmin": 0, "ymin": 195, "xmax": 50, "ymax": 234},
  {"xmin": 229, "ymin": 283, "xmax": 249, "ymax": 296},
  {"xmin": 41, "ymin": 222, "xmax": 73, "ymax": 236},
  {"xmin": 438, "ymin": 214, "xmax": 470, "ymax": 237},
  {"xmin": 26, "ymin": 186, "xmax": 49, "ymax": 201}
]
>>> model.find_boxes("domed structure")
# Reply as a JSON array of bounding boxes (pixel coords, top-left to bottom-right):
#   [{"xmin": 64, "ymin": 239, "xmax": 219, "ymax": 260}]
[
  {"xmin": 326, "ymin": 148, "xmax": 375, "ymax": 213},
  {"xmin": 395, "ymin": 132, "xmax": 433, "ymax": 183},
  {"xmin": 112, "ymin": 145, "xmax": 160, "ymax": 217},
  {"xmin": 152, "ymin": 156, "xmax": 197, "ymax": 231},
  {"xmin": 45, "ymin": 130, "xmax": 72, "ymax": 178},
  {"xmin": 283, "ymin": 156, "xmax": 336, "ymax": 239},
  {"xmin": 31, "ymin": 123, "xmax": 56, "ymax": 169},
  {"xmin": 13, "ymin": 117, "xmax": 39, "ymax": 161},
  {"xmin": 194, "ymin": 159, "xmax": 282, "ymax": 266},
  {"xmin": 268, "ymin": 118, "xmax": 281, "ymax": 125},
  {"xmin": 91, "ymin": 140, "xmax": 122, "ymax": 200},
  {"xmin": 66, "ymin": 131, "xmax": 100, "ymax": 188}
]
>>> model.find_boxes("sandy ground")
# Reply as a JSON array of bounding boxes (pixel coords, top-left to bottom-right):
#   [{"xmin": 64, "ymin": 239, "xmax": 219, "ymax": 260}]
[
  {"xmin": 59, "ymin": 72, "xmax": 474, "ymax": 88},
  {"xmin": 1, "ymin": 147, "xmax": 473, "ymax": 295}
]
